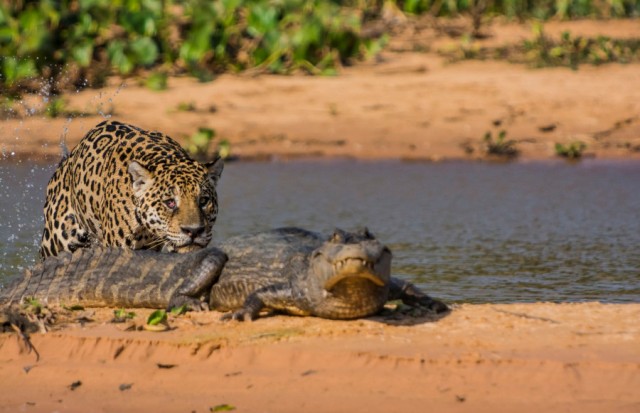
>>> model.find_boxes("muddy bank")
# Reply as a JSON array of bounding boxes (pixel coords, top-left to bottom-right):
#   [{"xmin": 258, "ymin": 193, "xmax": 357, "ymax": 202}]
[{"xmin": 0, "ymin": 303, "xmax": 638, "ymax": 412}]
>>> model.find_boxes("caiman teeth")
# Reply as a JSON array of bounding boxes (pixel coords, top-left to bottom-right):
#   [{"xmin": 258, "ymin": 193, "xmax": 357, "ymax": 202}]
[{"xmin": 332, "ymin": 257, "xmax": 375, "ymax": 272}]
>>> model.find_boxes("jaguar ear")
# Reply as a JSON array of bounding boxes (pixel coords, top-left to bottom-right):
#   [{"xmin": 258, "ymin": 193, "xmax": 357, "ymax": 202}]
[
  {"xmin": 128, "ymin": 161, "xmax": 154, "ymax": 197},
  {"xmin": 205, "ymin": 155, "xmax": 224, "ymax": 185}
]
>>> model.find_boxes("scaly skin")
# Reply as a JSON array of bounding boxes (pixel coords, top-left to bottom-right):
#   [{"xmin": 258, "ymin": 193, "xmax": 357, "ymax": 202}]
[
  {"xmin": 0, "ymin": 246, "xmax": 227, "ymax": 310},
  {"xmin": 211, "ymin": 227, "xmax": 449, "ymax": 321},
  {"xmin": 1, "ymin": 227, "xmax": 447, "ymax": 323}
]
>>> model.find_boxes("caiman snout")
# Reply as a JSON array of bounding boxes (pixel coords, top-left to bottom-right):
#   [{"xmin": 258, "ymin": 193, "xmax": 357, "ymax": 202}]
[
  {"xmin": 324, "ymin": 256, "xmax": 388, "ymax": 290},
  {"xmin": 316, "ymin": 229, "xmax": 392, "ymax": 292}
]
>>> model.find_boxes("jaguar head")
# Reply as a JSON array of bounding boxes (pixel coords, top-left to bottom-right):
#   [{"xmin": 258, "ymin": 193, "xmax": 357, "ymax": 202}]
[{"xmin": 128, "ymin": 156, "xmax": 224, "ymax": 253}]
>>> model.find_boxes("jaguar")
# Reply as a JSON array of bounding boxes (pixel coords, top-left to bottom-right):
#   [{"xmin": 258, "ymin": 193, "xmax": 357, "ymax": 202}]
[{"xmin": 39, "ymin": 120, "xmax": 223, "ymax": 258}]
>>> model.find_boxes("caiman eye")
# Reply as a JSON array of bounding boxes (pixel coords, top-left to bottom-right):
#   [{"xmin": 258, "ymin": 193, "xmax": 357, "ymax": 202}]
[
  {"xmin": 199, "ymin": 196, "xmax": 210, "ymax": 208},
  {"xmin": 164, "ymin": 199, "xmax": 177, "ymax": 210},
  {"xmin": 330, "ymin": 229, "xmax": 346, "ymax": 244}
]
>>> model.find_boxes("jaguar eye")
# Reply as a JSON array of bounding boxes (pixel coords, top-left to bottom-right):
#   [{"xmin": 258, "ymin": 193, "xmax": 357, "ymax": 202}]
[
  {"xmin": 164, "ymin": 199, "xmax": 177, "ymax": 210},
  {"xmin": 199, "ymin": 196, "xmax": 210, "ymax": 208}
]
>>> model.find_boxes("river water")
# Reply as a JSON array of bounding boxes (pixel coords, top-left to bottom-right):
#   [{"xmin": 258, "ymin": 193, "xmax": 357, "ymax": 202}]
[{"xmin": 1, "ymin": 159, "xmax": 639, "ymax": 303}]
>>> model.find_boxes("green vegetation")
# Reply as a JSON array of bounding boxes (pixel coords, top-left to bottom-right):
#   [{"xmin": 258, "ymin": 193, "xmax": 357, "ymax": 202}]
[
  {"xmin": 146, "ymin": 309, "xmax": 167, "ymax": 326},
  {"xmin": 186, "ymin": 126, "xmax": 216, "ymax": 160},
  {"xmin": 483, "ymin": 130, "xmax": 519, "ymax": 159},
  {"xmin": 522, "ymin": 24, "xmax": 640, "ymax": 69},
  {"xmin": 176, "ymin": 101, "xmax": 197, "ymax": 112},
  {"xmin": 44, "ymin": 97, "xmax": 67, "ymax": 118},
  {"xmin": 390, "ymin": 0, "xmax": 640, "ymax": 18},
  {"xmin": 23, "ymin": 297, "xmax": 43, "ymax": 313},
  {"xmin": 217, "ymin": 139, "xmax": 232, "ymax": 160},
  {"xmin": 210, "ymin": 404, "xmax": 236, "ymax": 412},
  {"xmin": 0, "ymin": 0, "xmax": 385, "ymax": 94},
  {"xmin": 441, "ymin": 24, "xmax": 640, "ymax": 69},
  {"xmin": 185, "ymin": 127, "xmax": 235, "ymax": 161},
  {"xmin": 1, "ymin": 0, "xmax": 639, "ymax": 95},
  {"xmin": 144, "ymin": 71, "xmax": 168, "ymax": 91},
  {"xmin": 113, "ymin": 308, "xmax": 136, "ymax": 322},
  {"xmin": 555, "ymin": 141, "xmax": 586, "ymax": 159},
  {"xmin": 169, "ymin": 305, "xmax": 188, "ymax": 315}
]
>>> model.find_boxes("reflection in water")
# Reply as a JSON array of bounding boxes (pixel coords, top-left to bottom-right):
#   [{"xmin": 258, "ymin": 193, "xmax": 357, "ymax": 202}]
[{"xmin": 1, "ymin": 160, "xmax": 639, "ymax": 303}]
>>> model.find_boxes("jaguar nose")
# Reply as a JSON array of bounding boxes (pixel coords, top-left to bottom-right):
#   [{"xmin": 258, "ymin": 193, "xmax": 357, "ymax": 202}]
[{"xmin": 181, "ymin": 225, "xmax": 205, "ymax": 240}]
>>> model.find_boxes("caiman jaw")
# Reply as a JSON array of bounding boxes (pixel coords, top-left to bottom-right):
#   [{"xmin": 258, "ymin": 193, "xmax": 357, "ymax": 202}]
[{"xmin": 324, "ymin": 257, "xmax": 386, "ymax": 290}]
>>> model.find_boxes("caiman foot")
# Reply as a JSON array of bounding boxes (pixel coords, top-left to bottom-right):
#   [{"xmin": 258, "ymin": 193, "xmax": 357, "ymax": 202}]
[
  {"xmin": 220, "ymin": 309, "xmax": 255, "ymax": 322},
  {"xmin": 411, "ymin": 296, "xmax": 450, "ymax": 314},
  {"xmin": 392, "ymin": 278, "xmax": 450, "ymax": 314}
]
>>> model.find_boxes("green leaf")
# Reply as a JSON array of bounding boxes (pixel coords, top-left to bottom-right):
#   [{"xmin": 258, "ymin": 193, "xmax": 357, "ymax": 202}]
[
  {"xmin": 72, "ymin": 42, "xmax": 94, "ymax": 67},
  {"xmin": 107, "ymin": 40, "xmax": 133, "ymax": 74},
  {"xmin": 2, "ymin": 58, "xmax": 37, "ymax": 85},
  {"xmin": 64, "ymin": 304, "xmax": 85, "ymax": 311},
  {"xmin": 170, "ymin": 305, "xmax": 188, "ymax": 315},
  {"xmin": 210, "ymin": 404, "xmax": 236, "ymax": 412},
  {"xmin": 130, "ymin": 37, "xmax": 158, "ymax": 66},
  {"xmin": 114, "ymin": 308, "xmax": 136, "ymax": 320},
  {"xmin": 147, "ymin": 309, "xmax": 167, "ymax": 326}
]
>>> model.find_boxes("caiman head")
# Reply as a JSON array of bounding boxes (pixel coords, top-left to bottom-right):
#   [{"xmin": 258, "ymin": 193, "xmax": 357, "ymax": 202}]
[{"xmin": 305, "ymin": 228, "xmax": 392, "ymax": 319}]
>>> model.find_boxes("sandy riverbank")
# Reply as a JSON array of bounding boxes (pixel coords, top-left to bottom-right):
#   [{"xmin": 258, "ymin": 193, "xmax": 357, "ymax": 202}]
[{"xmin": 1, "ymin": 303, "xmax": 638, "ymax": 413}]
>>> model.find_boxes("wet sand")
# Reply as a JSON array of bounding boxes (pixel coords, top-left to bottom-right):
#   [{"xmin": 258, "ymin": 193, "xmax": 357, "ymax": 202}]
[{"xmin": 1, "ymin": 303, "xmax": 638, "ymax": 413}]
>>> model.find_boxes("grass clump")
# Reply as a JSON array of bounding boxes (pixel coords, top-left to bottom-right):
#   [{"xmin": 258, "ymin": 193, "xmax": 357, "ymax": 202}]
[
  {"xmin": 44, "ymin": 97, "xmax": 68, "ymax": 118},
  {"xmin": 176, "ymin": 101, "xmax": 197, "ymax": 112},
  {"xmin": 440, "ymin": 23, "xmax": 640, "ymax": 69},
  {"xmin": 112, "ymin": 308, "xmax": 136, "ymax": 323},
  {"xmin": 185, "ymin": 127, "xmax": 235, "ymax": 161},
  {"xmin": 186, "ymin": 127, "xmax": 216, "ymax": 161},
  {"xmin": 555, "ymin": 141, "xmax": 586, "ymax": 159},
  {"xmin": 483, "ymin": 130, "xmax": 519, "ymax": 159},
  {"xmin": 522, "ymin": 24, "xmax": 640, "ymax": 69}
]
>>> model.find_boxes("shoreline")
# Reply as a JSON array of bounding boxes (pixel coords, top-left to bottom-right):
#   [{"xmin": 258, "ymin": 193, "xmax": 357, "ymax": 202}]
[
  {"xmin": 1, "ymin": 303, "xmax": 638, "ymax": 413},
  {"xmin": 5, "ymin": 149, "xmax": 640, "ymax": 166}
]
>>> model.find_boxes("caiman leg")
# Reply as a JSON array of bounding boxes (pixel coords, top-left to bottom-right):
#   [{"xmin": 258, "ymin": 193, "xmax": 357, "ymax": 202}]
[
  {"xmin": 167, "ymin": 251, "xmax": 228, "ymax": 311},
  {"xmin": 221, "ymin": 283, "xmax": 301, "ymax": 321},
  {"xmin": 389, "ymin": 277, "xmax": 450, "ymax": 314}
]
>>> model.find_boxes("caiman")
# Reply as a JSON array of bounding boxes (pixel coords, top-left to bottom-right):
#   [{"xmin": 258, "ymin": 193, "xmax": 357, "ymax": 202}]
[
  {"xmin": 210, "ymin": 227, "xmax": 449, "ymax": 320},
  {"xmin": 0, "ymin": 227, "xmax": 448, "ymax": 321}
]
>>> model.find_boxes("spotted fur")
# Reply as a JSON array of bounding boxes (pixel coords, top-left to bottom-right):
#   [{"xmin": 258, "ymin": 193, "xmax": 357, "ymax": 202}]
[{"xmin": 39, "ymin": 120, "xmax": 224, "ymax": 258}]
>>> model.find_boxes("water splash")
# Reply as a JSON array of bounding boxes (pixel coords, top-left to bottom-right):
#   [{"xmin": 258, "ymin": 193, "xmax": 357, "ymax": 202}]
[{"xmin": 59, "ymin": 117, "xmax": 72, "ymax": 159}]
